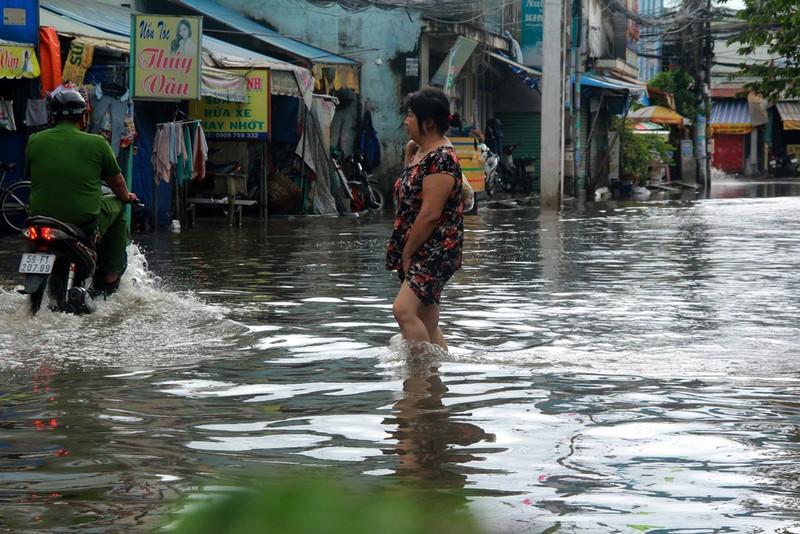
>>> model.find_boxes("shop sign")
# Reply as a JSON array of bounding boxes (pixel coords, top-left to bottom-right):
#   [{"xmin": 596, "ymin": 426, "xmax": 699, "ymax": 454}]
[
  {"xmin": 710, "ymin": 124, "xmax": 752, "ymax": 135},
  {"xmin": 132, "ymin": 15, "xmax": 202, "ymax": 100},
  {"xmin": 189, "ymin": 69, "xmax": 270, "ymax": 140},
  {"xmin": 0, "ymin": 42, "xmax": 39, "ymax": 79}
]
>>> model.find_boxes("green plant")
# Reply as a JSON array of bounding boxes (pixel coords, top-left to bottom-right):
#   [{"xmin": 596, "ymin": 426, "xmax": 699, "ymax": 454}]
[{"xmin": 618, "ymin": 120, "xmax": 675, "ymax": 183}]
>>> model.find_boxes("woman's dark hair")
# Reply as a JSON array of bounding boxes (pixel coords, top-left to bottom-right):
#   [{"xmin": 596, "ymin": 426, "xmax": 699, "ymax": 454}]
[
  {"xmin": 170, "ymin": 19, "xmax": 192, "ymax": 54},
  {"xmin": 403, "ymin": 87, "xmax": 450, "ymax": 136}
]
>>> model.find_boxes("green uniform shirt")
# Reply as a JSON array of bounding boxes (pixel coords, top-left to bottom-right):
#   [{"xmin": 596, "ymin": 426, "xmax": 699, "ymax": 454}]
[{"xmin": 26, "ymin": 122, "xmax": 123, "ymax": 227}]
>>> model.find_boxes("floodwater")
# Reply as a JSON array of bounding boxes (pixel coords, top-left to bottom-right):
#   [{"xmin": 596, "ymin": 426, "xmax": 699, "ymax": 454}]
[{"xmin": 1, "ymin": 174, "xmax": 799, "ymax": 533}]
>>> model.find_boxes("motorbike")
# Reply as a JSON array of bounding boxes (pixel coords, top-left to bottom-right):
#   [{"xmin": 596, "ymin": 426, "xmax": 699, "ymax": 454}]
[
  {"xmin": 768, "ymin": 150, "xmax": 798, "ymax": 178},
  {"xmin": 345, "ymin": 150, "xmax": 384, "ymax": 212},
  {"xmin": 483, "ymin": 143, "xmax": 535, "ymax": 198},
  {"xmin": 17, "ymin": 199, "xmax": 140, "ymax": 315}
]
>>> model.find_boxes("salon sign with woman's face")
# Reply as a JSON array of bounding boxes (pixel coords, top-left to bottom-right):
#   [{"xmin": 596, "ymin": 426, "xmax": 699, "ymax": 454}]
[{"xmin": 132, "ymin": 15, "xmax": 202, "ymax": 100}]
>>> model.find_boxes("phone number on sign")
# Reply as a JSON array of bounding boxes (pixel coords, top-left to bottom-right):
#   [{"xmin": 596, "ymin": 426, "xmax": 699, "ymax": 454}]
[{"xmin": 207, "ymin": 132, "xmax": 267, "ymax": 140}]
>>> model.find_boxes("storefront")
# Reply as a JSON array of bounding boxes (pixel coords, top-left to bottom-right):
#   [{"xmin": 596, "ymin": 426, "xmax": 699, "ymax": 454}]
[{"xmin": 710, "ymin": 99, "xmax": 752, "ymax": 175}]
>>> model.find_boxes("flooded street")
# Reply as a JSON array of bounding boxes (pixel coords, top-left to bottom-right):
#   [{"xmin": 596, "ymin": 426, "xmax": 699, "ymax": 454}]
[{"xmin": 1, "ymin": 175, "xmax": 799, "ymax": 532}]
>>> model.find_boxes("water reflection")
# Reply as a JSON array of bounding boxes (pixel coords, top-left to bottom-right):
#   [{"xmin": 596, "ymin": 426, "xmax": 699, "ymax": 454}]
[{"xmin": 383, "ymin": 348, "xmax": 497, "ymax": 489}]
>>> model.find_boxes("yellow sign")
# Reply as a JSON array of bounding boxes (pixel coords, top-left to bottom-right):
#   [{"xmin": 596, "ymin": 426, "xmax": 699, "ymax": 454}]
[
  {"xmin": 0, "ymin": 43, "xmax": 39, "ymax": 79},
  {"xmin": 189, "ymin": 69, "xmax": 270, "ymax": 140},
  {"xmin": 132, "ymin": 15, "xmax": 202, "ymax": 100},
  {"xmin": 710, "ymin": 123, "xmax": 752, "ymax": 135}
]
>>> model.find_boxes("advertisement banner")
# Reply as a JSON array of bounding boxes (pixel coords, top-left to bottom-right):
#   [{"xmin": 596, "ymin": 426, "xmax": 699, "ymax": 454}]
[
  {"xmin": 521, "ymin": 0, "xmax": 543, "ymax": 67},
  {"xmin": 132, "ymin": 15, "xmax": 202, "ymax": 100},
  {"xmin": 62, "ymin": 39, "xmax": 95, "ymax": 84},
  {"xmin": 430, "ymin": 37, "xmax": 477, "ymax": 88},
  {"xmin": 189, "ymin": 69, "xmax": 270, "ymax": 140}
]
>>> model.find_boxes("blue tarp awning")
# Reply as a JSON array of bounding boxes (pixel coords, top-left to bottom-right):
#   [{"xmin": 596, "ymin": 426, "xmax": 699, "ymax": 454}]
[
  {"xmin": 577, "ymin": 72, "xmax": 646, "ymax": 95},
  {"xmin": 41, "ymin": 0, "xmax": 130, "ymax": 37},
  {"xmin": 168, "ymin": 0, "xmax": 357, "ymax": 66},
  {"xmin": 710, "ymin": 100, "xmax": 750, "ymax": 125},
  {"xmin": 710, "ymin": 100, "xmax": 752, "ymax": 134}
]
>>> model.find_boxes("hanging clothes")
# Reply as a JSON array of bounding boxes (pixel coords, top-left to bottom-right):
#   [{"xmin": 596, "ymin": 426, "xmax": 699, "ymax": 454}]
[
  {"xmin": 0, "ymin": 99, "xmax": 16, "ymax": 131},
  {"xmin": 191, "ymin": 122, "xmax": 208, "ymax": 181},
  {"xmin": 151, "ymin": 120, "xmax": 205, "ymax": 185},
  {"xmin": 90, "ymin": 82, "xmax": 130, "ymax": 159},
  {"xmin": 358, "ymin": 109, "xmax": 380, "ymax": 171},
  {"xmin": 25, "ymin": 99, "xmax": 48, "ymax": 134}
]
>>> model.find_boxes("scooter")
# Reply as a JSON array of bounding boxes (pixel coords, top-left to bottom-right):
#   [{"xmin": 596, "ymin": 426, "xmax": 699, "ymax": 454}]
[
  {"xmin": 768, "ymin": 151, "xmax": 798, "ymax": 178},
  {"xmin": 17, "ymin": 199, "xmax": 139, "ymax": 315},
  {"xmin": 484, "ymin": 144, "xmax": 534, "ymax": 198},
  {"xmin": 345, "ymin": 150, "xmax": 384, "ymax": 212}
]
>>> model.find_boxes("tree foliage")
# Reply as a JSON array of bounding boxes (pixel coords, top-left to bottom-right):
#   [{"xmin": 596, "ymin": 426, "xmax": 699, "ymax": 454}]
[
  {"xmin": 723, "ymin": 0, "xmax": 800, "ymax": 102},
  {"xmin": 646, "ymin": 68, "xmax": 699, "ymax": 119}
]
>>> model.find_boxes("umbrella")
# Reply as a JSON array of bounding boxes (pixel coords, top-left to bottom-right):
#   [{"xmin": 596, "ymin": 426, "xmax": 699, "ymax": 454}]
[{"xmin": 627, "ymin": 105, "xmax": 688, "ymax": 125}]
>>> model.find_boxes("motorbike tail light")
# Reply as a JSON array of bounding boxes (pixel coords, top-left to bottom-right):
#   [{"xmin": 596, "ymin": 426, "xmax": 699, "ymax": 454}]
[
  {"xmin": 22, "ymin": 226, "xmax": 69, "ymax": 241},
  {"xmin": 22, "ymin": 227, "xmax": 38, "ymax": 240},
  {"xmin": 40, "ymin": 227, "xmax": 70, "ymax": 240}
]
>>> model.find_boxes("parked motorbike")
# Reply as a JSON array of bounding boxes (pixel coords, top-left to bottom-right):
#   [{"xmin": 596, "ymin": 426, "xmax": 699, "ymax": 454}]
[
  {"xmin": 339, "ymin": 150, "xmax": 383, "ymax": 212},
  {"xmin": 483, "ymin": 143, "xmax": 536, "ymax": 198},
  {"xmin": 768, "ymin": 150, "xmax": 798, "ymax": 178},
  {"xmin": 17, "ymin": 199, "xmax": 140, "ymax": 315}
]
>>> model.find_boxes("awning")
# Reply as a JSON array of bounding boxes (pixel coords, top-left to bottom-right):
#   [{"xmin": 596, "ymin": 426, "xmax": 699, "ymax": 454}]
[
  {"xmin": 487, "ymin": 50, "xmax": 541, "ymax": 91},
  {"xmin": 41, "ymin": 0, "xmax": 130, "ymax": 37},
  {"xmin": 167, "ymin": 0, "xmax": 360, "ymax": 94},
  {"xmin": 578, "ymin": 72, "xmax": 646, "ymax": 96},
  {"xmin": 201, "ymin": 37, "xmax": 314, "ymax": 106},
  {"xmin": 40, "ymin": 9, "xmax": 129, "ymax": 53},
  {"xmin": 0, "ymin": 39, "xmax": 40, "ymax": 79},
  {"xmin": 775, "ymin": 101, "xmax": 800, "ymax": 131},
  {"xmin": 628, "ymin": 105, "xmax": 688, "ymax": 126},
  {"xmin": 710, "ymin": 100, "xmax": 752, "ymax": 135}
]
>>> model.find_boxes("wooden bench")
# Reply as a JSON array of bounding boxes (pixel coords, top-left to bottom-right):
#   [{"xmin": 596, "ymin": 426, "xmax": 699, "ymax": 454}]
[{"xmin": 186, "ymin": 173, "xmax": 256, "ymax": 226}]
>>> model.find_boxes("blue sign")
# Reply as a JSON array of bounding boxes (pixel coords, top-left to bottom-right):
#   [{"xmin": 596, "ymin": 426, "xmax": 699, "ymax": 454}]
[
  {"xmin": 521, "ymin": 0, "xmax": 543, "ymax": 67},
  {"xmin": 0, "ymin": 0, "xmax": 39, "ymax": 45}
]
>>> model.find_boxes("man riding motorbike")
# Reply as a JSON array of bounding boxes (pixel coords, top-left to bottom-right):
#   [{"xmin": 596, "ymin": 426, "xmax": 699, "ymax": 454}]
[{"xmin": 25, "ymin": 89, "xmax": 138, "ymax": 296}]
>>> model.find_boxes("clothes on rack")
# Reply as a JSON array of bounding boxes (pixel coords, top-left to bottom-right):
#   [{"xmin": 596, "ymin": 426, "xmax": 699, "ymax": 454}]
[{"xmin": 151, "ymin": 120, "xmax": 207, "ymax": 184}]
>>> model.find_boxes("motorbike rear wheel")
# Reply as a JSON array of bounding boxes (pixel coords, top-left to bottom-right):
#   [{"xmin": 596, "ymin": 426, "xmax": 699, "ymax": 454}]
[
  {"xmin": 368, "ymin": 186, "xmax": 384, "ymax": 211},
  {"xmin": 29, "ymin": 264, "xmax": 67, "ymax": 315}
]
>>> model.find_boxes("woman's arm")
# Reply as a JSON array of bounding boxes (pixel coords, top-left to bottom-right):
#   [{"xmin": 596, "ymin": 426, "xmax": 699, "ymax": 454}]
[
  {"xmin": 404, "ymin": 140, "xmax": 417, "ymax": 167},
  {"xmin": 401, "ymin": 172, "xmax": 455, "ymax": 273}
]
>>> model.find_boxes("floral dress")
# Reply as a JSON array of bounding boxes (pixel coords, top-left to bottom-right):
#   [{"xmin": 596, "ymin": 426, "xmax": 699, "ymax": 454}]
[{"xmin": 386, "ymin": 145, "xmax": 464, "ymax": 306}]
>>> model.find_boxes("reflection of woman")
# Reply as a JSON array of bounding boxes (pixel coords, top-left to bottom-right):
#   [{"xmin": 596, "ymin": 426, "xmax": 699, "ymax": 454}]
[
  {"xmin": 386, "ymin": 87, "xmax": 464, "ymax": 351},
  {"xmin": 170, "ymin": 19, "xmax": 195, "ymax": 58},
  {"xmin": 385, "ymin": 356, "xmax": 495, "ymax": 488}
]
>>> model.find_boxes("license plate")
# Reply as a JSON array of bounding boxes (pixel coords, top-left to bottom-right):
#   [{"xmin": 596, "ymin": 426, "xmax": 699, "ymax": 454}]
[{"xmin": 19, "ymin": 253, "xmax": 56, "ymax": 274}]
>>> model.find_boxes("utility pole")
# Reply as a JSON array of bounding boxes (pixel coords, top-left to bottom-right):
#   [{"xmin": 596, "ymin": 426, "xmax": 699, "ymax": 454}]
[
  {"xmin": 540, "ymin": 0, "xmax": 565, "ymax": 208},
  {"xmin": 704, "ymin": 0, "xmax": 713, "ymax": 188},
  {"xmin": 690, "ymin": 0, "xmax": 707, "ymax": 188}
]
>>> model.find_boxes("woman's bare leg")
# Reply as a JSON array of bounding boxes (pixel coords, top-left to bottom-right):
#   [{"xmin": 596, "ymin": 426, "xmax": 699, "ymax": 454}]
[
  {"xmin": 418, "ymin": 302, "xmax": 446, "ymax": 350},
  {"xmin": 393, "ymin": 283, "xmax": 430, "ymax": 344}
]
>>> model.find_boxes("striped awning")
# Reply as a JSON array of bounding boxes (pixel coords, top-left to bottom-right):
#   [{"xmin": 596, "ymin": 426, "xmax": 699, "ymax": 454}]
[
  {"xmin": 775, "ymin": 102, "xmax": 800, "ymax": 130},
  {"xmin": 710, "ymin": 100, "xmax": 751, "ymax": 135}
]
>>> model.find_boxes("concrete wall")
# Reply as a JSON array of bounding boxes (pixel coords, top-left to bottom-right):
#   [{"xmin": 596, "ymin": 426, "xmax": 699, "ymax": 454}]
[{"xmin": 218, "ymin": 0, "xmax": 423, "ymax": 186}]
